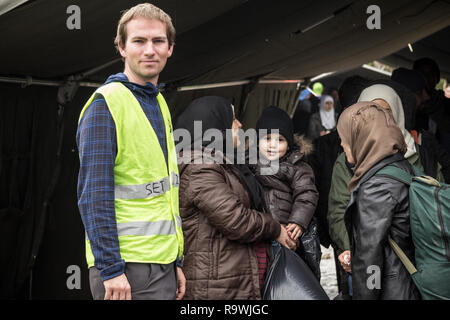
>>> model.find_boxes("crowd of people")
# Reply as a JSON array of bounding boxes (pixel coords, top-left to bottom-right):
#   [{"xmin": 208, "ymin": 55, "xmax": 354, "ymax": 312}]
[{"xmin": 76, "ymin": 3, "xmax": 450, "ymax": 300}]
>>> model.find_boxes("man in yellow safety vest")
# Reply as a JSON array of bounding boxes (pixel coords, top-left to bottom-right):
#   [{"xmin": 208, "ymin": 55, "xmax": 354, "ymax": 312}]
[{"xmin": 76, "ymin": 3, "xmax": 184, "ymax": 300}]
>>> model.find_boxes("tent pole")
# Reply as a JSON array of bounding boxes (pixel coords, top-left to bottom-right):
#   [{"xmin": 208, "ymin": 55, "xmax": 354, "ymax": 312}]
[
  {"xmin": 73, "ymin": 58, "xmax": 122, "ymax": 80},
  {"xmin": 0, "ymin": 75, "xmax": 303, "ymax": 90}
]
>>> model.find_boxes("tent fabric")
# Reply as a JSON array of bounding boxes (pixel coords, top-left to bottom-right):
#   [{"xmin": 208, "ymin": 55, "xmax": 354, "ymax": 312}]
[
  {"xmin": 0, "ymin": 83, "xmax": 92, "ymax": 299},
  {"xmin": 381, "ymin": 26, "xmax": 450, "ymax": 80},
  {"xmin": 1, "ymin": 0, "xmax": 449, "ymax": 86}
]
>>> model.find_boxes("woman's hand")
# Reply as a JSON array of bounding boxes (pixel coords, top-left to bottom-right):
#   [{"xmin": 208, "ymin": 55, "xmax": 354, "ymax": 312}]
[
  {"xmin": 338, "ymin": 250, "xmax": 352, "ymax": 273},
  {"xmin": 277, "ymin": 225, "xmax": 297, "ymax": 250},
  {"xmin": 286, "ymin": 223, "xmax": 303, "ymax": 241}
]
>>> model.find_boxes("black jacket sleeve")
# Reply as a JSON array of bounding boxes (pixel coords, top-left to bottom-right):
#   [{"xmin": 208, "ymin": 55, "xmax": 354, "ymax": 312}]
[{"xmin": 351, "ymin": 178, "xmax": 399, "ymax": 300}]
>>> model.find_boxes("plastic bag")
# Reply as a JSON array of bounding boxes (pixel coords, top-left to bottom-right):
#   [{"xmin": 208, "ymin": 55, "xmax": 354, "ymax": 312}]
[
  {"xmin": 262, "ymin": 246, "xmax": 329, "ymax": 300},
  {"xmin": 296, "ymin": 217, "xmax": 322, "ymax": 280}
]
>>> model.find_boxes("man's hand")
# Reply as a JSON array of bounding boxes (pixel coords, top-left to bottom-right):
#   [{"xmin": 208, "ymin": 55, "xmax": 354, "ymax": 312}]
[
  {"xmin": 277, "ymin": 225, "xmax": 297, "ymax": 250},
  {"xmin": 338, "ymin": 250, "xmax": 352, "ymax": 273},
  {"xmin": 176, "ymin": 267, "xmax": 186, "ymax": 300},
  {"xmin": 103, "ymin": 273, "xmax": 131, "ymax": 300},
  {"xmin": 286, "ymin": 223, "xmax": 303, "ymax": 241}
]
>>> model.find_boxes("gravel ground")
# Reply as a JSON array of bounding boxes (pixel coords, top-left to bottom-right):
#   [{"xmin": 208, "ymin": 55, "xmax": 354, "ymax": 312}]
[{"xmin": 319, "ymin": 245, "xmax": 339, "ymax": 299}]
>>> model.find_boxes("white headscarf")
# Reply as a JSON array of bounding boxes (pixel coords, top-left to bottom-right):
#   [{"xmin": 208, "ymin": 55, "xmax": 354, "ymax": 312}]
[
  {"xmin": 358, "ymin": 84, "xmax": 416, "ymax": 159},
  {"xmin": 319, "ymin": 95, "xmax": 336, "ymax": 130}
]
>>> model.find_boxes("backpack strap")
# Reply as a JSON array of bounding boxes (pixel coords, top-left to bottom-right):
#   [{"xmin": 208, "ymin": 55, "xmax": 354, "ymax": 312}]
[
  {"xmin": 377, "ymin": 165, "xmax": 419, "ymax": 275},
  {"xmin": 376, "ymin": 165, "xmax": 413, "ymax": 186},
  {"xmin": 388, "ymin": 236, "xmax": 417, "ymax": 275}
]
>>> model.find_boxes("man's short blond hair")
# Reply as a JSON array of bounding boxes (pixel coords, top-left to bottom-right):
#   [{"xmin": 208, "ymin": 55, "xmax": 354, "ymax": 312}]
[{"xmin": 114, "ymin": 3, "xmax": 175, "ymax": 50}]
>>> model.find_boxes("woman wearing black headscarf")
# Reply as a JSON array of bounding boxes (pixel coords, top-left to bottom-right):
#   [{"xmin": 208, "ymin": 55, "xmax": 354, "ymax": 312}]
[{"xmin": 174, "ymin": 96, "xmax": 294, "ymax": 300}]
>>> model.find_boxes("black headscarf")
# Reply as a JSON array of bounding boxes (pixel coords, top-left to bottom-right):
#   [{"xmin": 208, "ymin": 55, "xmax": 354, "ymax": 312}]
[
  {"xmin": 174, "ymin": 96, "xmax": 234, "ymax": 149},
  {"xmin": 174, "ymin": 96, "xmax": 266, "ymax": 211}
]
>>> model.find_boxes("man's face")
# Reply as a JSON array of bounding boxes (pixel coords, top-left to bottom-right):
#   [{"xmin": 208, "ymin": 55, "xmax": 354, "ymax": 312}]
[{"xmin": 119, "ymin": 17, "xmax": 173, "ymax": 86}]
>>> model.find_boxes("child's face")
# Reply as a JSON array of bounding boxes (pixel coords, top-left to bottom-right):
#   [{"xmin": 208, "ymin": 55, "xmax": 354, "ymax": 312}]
[{"xmin": 259, "ymin": 133, "xmax": 288, "ymax": 161}]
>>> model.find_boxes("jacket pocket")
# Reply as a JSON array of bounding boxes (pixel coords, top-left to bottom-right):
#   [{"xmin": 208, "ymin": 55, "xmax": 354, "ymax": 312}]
[{"xmin": 273, "ymin": 190, "xmax": 292, "ymax": 215}]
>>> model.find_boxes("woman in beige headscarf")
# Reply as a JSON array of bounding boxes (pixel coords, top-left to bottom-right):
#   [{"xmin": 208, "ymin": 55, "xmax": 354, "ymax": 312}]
[{"xmin": 337, "ymin": 102, "xmax": 420, "ymax": 300}]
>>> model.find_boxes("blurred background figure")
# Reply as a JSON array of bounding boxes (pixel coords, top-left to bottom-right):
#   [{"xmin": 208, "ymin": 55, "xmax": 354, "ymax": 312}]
[
  {"xmin": 391, "ymin": 67, "xmax": 433, "ymax": 134},
  {"xmin": 413, "ymin": 58, "xmax": 450, "ymax": 155},
  {"xmin": 307, "ymin": 95, "xmax": 337, "ymax": 140},
  {"xmin": 310, "ymin": 82, "xmax": 324, "ymax": 114},
  {"xmin": 293, "ymin": 89, "xmax": 313, "ymax": 136},
  {"xmin": 391, "ymin": 67, "xmax": 450, "ymax": 183},
  {"xmin": 325, "ymin": 87, "xmax": 342, "ymax": 115}
]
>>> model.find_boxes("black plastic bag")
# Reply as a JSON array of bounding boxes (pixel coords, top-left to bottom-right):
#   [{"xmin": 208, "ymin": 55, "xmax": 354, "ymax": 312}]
[
  {"xmin": 296, "ymin": 217, "xmax": 322, "ymax": 280},
  {"xmin": 262, "ymin": 246, "xmax": 329, "ymax": 300}
]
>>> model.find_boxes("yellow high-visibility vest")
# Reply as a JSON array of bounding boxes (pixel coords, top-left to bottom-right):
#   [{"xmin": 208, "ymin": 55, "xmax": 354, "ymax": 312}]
[{"xmin": 79, "ymin": 82, "xmax": 183, "ymax": 267}]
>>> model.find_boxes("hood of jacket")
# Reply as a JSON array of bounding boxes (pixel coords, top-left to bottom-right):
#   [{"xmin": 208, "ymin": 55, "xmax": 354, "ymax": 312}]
[{"xmin": 104, "ymin": 72, "xmax": 159, "ymax": 98}]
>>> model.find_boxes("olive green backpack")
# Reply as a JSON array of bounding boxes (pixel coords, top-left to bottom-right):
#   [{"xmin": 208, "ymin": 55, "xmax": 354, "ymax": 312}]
[{"xmin": 376, "ymin": 165, "xmax": 450, "ymax": 300}]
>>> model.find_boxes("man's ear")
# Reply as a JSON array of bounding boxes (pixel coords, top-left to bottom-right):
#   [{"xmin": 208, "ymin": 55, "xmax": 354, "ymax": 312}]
[
  {"xmin": 118, "ymin": 42, "xmax": 127, "ymax": 59},
  {"xmin": 167, "ymin": 44, "xmax": 174, "ymax": 58}
]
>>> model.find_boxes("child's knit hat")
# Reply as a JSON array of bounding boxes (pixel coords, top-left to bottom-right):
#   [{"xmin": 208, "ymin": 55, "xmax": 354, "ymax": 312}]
[{"xmin": 256, "ymin": 106, "xmax": 294, "ymax": 149}]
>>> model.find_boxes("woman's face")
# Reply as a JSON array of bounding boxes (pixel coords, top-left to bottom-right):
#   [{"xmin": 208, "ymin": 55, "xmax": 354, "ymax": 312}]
[
  {"xmin": 231, "ymin": 111, "xmax": 242, "ymax": 148},
  {"xmin": 259, "ymin": 133, "xmax": 288, "ymax": 161},
  {"xmin": 340, "ymin": 141, "xmax": 355, "ymax": 165},
  {"xmin": 324, "ymin": 100, "xmax": 334, "ymax": 112}
]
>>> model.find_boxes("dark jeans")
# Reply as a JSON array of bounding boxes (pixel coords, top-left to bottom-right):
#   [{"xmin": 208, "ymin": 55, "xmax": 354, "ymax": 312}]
[{"xmin": 89, "ymin": 262, "xmax": 177, "ymax": 300}]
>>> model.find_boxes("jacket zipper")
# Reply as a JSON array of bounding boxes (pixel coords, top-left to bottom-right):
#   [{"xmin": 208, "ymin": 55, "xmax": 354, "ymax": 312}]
[
  {"xmin": 215, "ymin": 235, "xmax": 220, "ymax": 279},
  {"xmin": 435, "ymin": 186, "xmax": 450, "ymax": 261}
]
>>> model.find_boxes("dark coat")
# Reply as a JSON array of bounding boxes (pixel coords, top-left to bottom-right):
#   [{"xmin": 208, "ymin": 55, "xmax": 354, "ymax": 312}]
[
  {"xmin": 420, "ymin": 130, "xmax": 450, "ymax": 183},
  {"xmin": 307, "ymin": 112, "xmax": 337, "ymax": 141},
  {"xmin": 178, "ymin": 150, "xmax": 281, "ymax": 300},
  {"xmin": 252, "ymin": 143, "xmax": 318, "ymax": 231},
  {"xmin": 345, "ymin": 153, "xmax": 420, "ymax": 300},
  {"xmin": 306, "ymin": 130, "xmax": 342, "ymax": 247}
]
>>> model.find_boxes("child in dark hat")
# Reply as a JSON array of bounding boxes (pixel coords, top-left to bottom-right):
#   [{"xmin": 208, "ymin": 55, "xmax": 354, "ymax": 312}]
[{"xmin": 253, "ymin": 106, "xmax": 321, "ymax": 279}]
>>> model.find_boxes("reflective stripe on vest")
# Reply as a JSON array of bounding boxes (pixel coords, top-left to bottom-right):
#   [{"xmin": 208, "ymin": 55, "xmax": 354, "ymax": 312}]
[
  {"xmin": 85, "ymin": 216, "xmax": 182, "ymax": 240},
  {"xmin": 117, "ymin": 218, "xmax": 180, "ymax": 236},
  {"xmin": 115, "ymin": 172, "xmax": 179, "ymax": 200}
]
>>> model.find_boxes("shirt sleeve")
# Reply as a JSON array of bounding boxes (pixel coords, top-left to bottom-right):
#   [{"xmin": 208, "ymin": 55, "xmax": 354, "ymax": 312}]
[
  {"xmin": 328, "ymin": 153, "xmax": 352, "ymax": 254},
  {"xmin": 76, "ymin": 97, "xmax": 125, "ymax": 281},
  {"xmin": 289, "ymin": 161, "xmax": 319, "ymax": 230}
]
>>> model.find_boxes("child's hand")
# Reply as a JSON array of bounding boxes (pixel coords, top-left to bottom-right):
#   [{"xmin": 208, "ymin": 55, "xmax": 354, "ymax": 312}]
[{"xmin": 286, "ymin": 223, "xmax": 303, "ymax": 241}]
